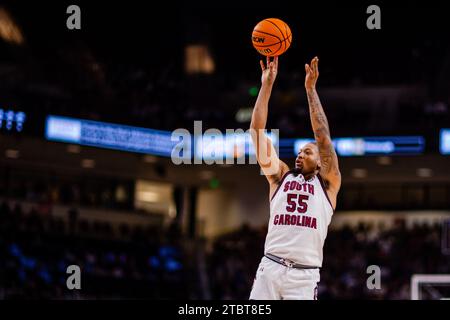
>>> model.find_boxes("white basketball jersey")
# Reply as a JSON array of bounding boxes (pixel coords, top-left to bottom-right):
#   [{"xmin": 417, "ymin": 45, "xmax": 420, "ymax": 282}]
[{"xmin": 264, "ymin": 171, "xmax": 334, "ymax": 267}]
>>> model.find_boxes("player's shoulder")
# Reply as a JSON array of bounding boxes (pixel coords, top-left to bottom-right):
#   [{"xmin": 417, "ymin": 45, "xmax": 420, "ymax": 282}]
[
  {"xmin": 268, "ymin": 168, "xmax": 295, "ymax": 201},
  {"xmin": 266, "ymin": 161, "xmax": 290, "ymax": 185},
  {"xmin": 318, "ymin": 171, "xmax": 341, "ymax": 193},
  {"xmin": 277, "ymin": 167, "xmax": 297, "ymax": 183},
  {"xmin": 317, "ymin": 172, "xmax": 338, "ymax": 210}
]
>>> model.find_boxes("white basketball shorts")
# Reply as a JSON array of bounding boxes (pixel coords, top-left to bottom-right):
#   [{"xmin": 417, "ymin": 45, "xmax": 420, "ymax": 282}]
[{"xmin": 249, "ymin": 256, "xmax": 320, "ymax": 300}]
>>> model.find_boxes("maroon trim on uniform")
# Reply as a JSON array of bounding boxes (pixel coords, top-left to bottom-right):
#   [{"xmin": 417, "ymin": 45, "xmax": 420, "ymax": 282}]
[
  {"xmin": 270, "ymin": 170, "xmax": 292, "ymax": 202},
  {"xmin": 317, "ymin": 174, "xmax": 335, "ymax": 211}
]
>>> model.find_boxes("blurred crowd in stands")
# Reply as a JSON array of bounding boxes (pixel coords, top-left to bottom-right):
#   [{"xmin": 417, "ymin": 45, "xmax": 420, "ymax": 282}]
[
  {"xmin": 1, "ymin": 173, "xmax": 135, "ymax": 211},
  {"xmin": 2, "ymin": 196, "xmax": 449, "ymax": 299},
  {"xmin": 207, "ymin": 220, "xmax": 450, "ymax": 300},
  {"xmin": 0, "ymin": 200, "xmax": 190, "ymax": 299},
  {"xmin": 3, "ymin": 170, "xmax": 448, "ymax": 214}
]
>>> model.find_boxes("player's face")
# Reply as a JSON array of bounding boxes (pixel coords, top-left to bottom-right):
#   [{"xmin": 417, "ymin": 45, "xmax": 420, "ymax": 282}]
[{"xmin": 295, "ymin": 143, "xmax": 320, "ymax": 175}]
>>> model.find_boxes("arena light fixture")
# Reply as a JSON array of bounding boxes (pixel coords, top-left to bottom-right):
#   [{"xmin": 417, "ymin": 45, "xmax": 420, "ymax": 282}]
[
  {"xmin": 0, "ymin": 7, "xmax": 24, "ymax": 45},
  {"xmin": 351, "ymin": 168, "xmax": 367, "ymax": 178},
  {"xmin": 5, "ymin": 149, "xmax": 19, "ymax": 159},
  {"xmin": 81, "ymin": 159, "xmax": 95, "ymax": 169},
  {"xmin": 67, "ymin": 145, "xmax": 81, "ymax": 154},
  {"xmin": 138, "ymin": 191, "xmax": 160, "ymax": 203},
  {"xmin": 416, "ymin": 168, "xmax": 433, "ymax": 178},
  {"xmin": 143, "ymin": 155, "xmax": 158, "ymax": 164},
  {"xmin": 199, "ymin": 170, "xmax": 214, "ymax": 180},
  {"xmin": 184, "ymin": 44, "xmax": 215, "ymax": 74},
  {"xmin": 440, "ymin": 129, "xmax": 450, "ymax": 155},
  {"xmin": 376, "ymin": 156, "xmax": 392, "ymax": 165}
]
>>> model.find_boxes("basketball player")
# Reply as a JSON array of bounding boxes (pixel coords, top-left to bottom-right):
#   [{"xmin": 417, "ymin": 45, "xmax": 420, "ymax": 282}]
[{"xmin": 249, "ymin": 56, "xmax": 341, "ymax": 300}]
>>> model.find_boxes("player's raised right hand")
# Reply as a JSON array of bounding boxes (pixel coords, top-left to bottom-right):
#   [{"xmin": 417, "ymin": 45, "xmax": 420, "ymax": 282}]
[{"xmin": 260, "ymin": 56, "xmax": 278, "ymax": 86}]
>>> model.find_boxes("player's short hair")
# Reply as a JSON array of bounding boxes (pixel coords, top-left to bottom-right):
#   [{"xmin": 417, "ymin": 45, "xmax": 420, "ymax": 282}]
[
  {"xmin": 304, "ymin": 141, "xmax": 319, "ymax": 155},
  {"xmin": 298, "ymin": 141, "xmax": 318, "ymax": 152},
  {"xmin": 305, "ymin": 141, "xmax": 318, "ymax": 149}
]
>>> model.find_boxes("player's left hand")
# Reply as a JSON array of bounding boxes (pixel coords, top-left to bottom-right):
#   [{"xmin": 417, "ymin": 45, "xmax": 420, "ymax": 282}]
[{"xmin": 305, "ymin": 56, "xmax": 319, "ymax": 90}]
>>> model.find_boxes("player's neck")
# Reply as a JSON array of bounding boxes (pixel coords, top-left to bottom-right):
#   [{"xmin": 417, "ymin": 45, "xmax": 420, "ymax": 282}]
[
  {"xmin": 292, "ymin": 168, "xmax": 317, "ymax": 181},
  {"xmin": 303, "ymin": 172, "xmax": 316, "ymax": 181},
  {"xmin": 303, "ymin": 170, "xmax": 319, "ymax": 181}
]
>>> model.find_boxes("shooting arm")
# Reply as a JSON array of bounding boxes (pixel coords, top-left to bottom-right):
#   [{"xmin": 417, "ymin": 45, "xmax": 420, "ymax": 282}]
[{"xmin": 250, "ymin": 57, "xmax": 288, "ymax": 184}]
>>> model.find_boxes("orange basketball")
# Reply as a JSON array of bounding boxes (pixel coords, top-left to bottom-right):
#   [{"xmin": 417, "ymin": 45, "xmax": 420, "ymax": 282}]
[{"xmin": 252, "ymin": 18, "xmax": 292, "ymax": 57}]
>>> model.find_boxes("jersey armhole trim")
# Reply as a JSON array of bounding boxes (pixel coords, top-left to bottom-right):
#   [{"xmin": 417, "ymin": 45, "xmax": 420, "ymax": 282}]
[
  {"xmin": 270, "ymin": 170, "xmax": 292, "ymax": 202},
  {"xmin": 318, "ymin": 174, "xmax": 335, "ymax": 211}
]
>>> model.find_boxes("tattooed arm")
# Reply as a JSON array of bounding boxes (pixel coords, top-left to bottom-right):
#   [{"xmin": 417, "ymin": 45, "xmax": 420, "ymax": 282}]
[{"xmin": 305, "ymin": 57, "xmax": 341, "ymax": 208}]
